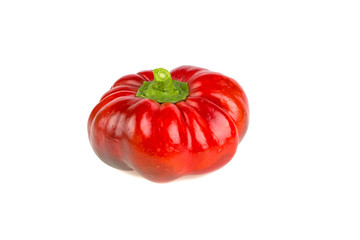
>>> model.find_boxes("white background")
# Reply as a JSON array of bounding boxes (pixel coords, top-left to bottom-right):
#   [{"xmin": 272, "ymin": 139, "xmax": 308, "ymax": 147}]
[{"xmin": 1, "ymin": 0, "xmax": 359, "ymax": 239}]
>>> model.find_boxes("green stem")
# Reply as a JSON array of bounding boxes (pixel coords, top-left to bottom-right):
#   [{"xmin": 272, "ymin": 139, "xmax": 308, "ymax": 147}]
[
  {"xmin": 136, "ymin": 68, "xmax": 189, "ymax": 103},
  {"xmin": 152, "ymin": 68, "xmax": 175, "ymax": 93}
]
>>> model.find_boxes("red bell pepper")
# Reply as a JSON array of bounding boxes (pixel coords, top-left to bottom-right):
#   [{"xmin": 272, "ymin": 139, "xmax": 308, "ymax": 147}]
[{"xmin": 88, "ymin": 66, "xmax": 249, "ymax": 183}]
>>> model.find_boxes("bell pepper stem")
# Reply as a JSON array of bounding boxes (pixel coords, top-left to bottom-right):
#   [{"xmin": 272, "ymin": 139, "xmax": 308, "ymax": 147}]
[
  {"xmin": 136, "ymin": 68, "xmax": 189, "ymax": 103},
  {"xmin": 152, "ymin": 68, "xmax": 174, "ymax": 93}
]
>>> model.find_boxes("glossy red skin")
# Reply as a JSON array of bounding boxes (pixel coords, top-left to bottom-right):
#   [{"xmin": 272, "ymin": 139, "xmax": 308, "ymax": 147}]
[{"xmin": 88, "ymin": 66, "xmax": 249, "ymax": 183}]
